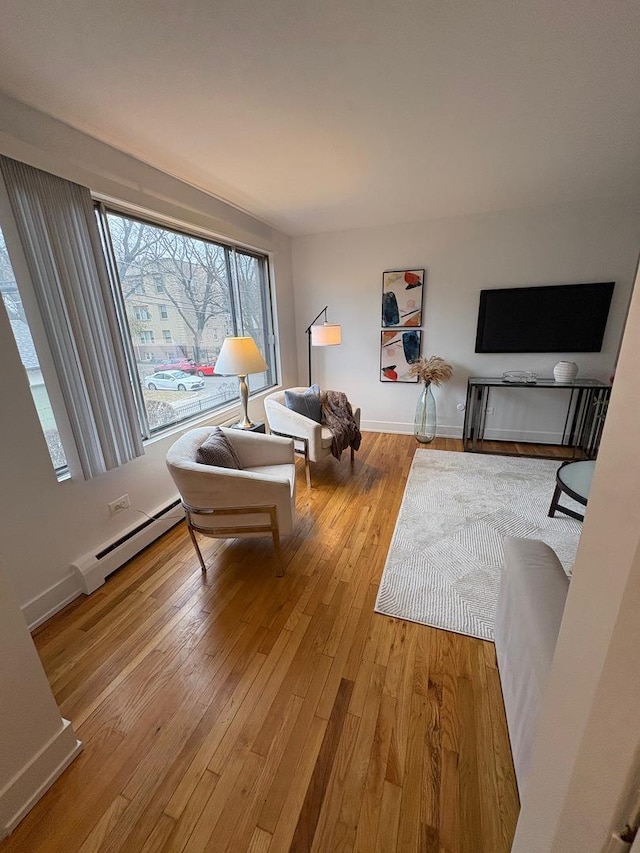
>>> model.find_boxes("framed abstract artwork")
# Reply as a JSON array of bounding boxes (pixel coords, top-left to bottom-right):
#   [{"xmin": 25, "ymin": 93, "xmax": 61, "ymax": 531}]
[
  {"xmin": 381, "ymin": 269, "xmax": 425, "ymax": 327},
  {"xmin": 380, "ymin": 329, "xmax": 421, "ymax": 382}
]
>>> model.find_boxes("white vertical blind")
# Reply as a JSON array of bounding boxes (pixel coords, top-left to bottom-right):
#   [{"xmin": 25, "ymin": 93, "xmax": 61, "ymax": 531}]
[{"xmin": 0, "ymin": 156, "xmax": 143, "ymax": 478}]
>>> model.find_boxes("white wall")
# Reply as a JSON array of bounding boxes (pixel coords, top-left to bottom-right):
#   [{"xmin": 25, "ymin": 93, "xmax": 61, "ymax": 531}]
[
  {"xmin": 512, "ymin": 248, "xmax": 640, "ymax": 851},
  {"xmin": 292, "ymin": 200, "xmax": 640, "ymax": 437},
  {"xmin": 0, "ymin": 562, "xmax": 82, "ymax": 838},
  {"xmin": 0, "ymin": 94, "xmax": 298, "ymax": 622}
]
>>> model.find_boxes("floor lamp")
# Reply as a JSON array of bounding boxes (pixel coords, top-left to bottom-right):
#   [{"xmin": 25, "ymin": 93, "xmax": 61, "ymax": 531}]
[
  {"xmin": 305, "ymin": 306, "xmax": 342, "ymax": 385},
  {"xmin": 214, "ymin": 336, "xmax": 268, "ymax": 428}
]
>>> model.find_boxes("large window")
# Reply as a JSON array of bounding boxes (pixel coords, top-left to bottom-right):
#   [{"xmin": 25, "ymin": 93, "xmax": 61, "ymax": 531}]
[
  {"xmin": 1, "ymin": 154, "xmax": 277, "ymax": 482},
  {"xmin": 98, "ymin": 208, "xmax": 275, "ymax": 436},
  {"xmin": 0, "ymin": 225, "xmax": 68, "ymax": 474}
]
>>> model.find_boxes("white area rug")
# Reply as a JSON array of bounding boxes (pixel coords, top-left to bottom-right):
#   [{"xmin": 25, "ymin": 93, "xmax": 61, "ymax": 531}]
[{"xmin": 375, "ymin": 450, "xmax": 582, "ymax": 641}]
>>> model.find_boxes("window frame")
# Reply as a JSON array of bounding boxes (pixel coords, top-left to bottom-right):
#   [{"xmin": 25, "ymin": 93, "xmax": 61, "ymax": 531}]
[{"xmin": 95, "ymin": 200, "xmax": 277, "ymax": 441}]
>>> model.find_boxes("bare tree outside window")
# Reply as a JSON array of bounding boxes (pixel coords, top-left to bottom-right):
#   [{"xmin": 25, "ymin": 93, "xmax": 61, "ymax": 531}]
[{"xmin": 150, "ymin": 229, "xmax": 233, "ymax": 365}]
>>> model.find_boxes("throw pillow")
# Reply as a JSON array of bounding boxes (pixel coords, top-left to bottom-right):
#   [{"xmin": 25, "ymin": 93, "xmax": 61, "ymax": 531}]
[
  {"xmin": 196, "ymin": 427, "xmax": 242, "ymax": 469},
  {"xmin": 284, "ymin": 384, "xmax": 322, "ymax": 423}
]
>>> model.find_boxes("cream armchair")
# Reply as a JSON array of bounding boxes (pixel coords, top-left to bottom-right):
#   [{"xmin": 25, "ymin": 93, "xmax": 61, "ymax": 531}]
[
  {"xmin": 166, "ymin": 427, "xmax": 296, "ymax": 576},
  {"xmin": 264, "ymin": 388, "xmax": 361, "ymax": 487}
]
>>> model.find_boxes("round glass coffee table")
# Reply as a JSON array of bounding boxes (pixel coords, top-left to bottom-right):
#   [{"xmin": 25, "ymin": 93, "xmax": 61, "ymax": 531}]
[{"xmin": 548, "ymin": 459, "xmax": 595, "ymax": 521}]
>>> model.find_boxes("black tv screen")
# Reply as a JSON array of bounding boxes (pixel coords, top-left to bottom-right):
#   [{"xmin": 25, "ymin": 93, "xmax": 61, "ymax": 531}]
[{"xmin": 475, "ymin": 282, "xmax": 615, "ymax": 353}]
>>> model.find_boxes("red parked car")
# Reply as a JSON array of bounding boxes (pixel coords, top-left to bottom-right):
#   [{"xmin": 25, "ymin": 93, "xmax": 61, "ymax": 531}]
[
  {"xmin": 194, "ymin": 362, "xmax": 216, "ymax": 377},
  {"xmin": 155, "ymin": 358, "xmax": 196, "ymax": 373}
]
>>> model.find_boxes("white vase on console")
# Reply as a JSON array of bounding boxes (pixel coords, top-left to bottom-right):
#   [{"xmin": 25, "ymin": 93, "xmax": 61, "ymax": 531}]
[{"xmin": 553, "ymin": 361, "xmax": 578, "ymax": 382}]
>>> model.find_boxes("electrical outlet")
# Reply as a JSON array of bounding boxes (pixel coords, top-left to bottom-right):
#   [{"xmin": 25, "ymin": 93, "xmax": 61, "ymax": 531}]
[
  {"xmin": 486, "ymin": 406, "xmax": 495, "ymax": 415},
  {"xmin": 108, "ymin": 494, "xmax": 130, "ymax": 515},
  {"xmin": 456, "ymin": 402, "xmax": 466, "ymax": 412}
]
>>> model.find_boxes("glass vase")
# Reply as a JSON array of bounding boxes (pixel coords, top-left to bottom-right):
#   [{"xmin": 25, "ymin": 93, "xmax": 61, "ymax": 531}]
[{"xmin": 414, "ymin": 382, "xmax": 437, "ymax": 443}]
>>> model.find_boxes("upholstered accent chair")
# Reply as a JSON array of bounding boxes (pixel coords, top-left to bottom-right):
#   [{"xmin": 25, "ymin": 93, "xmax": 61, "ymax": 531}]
[
  {"xmin": 264, "ymin": 388, "xmax": 361, "ymax": 488},
  {"xmin": 166, "ymin": 427, "xmax": 296, "ymax": 576}
]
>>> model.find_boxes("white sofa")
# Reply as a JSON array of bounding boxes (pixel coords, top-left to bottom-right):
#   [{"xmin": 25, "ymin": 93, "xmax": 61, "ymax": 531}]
[{"xmin": 494, "ymin": 537, "xmax": 570, "ymax": 792}]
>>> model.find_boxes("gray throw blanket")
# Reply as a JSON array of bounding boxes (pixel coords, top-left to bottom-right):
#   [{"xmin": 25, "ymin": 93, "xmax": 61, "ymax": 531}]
[{"xmin": 321, "ymin": 390, "xmax": 362, "ymax": 460}]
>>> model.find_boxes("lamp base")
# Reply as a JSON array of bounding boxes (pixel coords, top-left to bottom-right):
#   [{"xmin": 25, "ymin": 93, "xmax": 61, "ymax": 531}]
[
  {"xmin": 237, "ymin": 374, "xmax": 253, "ymax": 430},
  {"xmin": 230, "ymin": 421, "xmax": 265, "ymax": 434}
]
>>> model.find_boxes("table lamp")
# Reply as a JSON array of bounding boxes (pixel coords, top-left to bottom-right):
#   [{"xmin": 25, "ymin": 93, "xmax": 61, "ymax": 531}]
[{"xmin": 214, "ymin": 336, "xmax": 268, "ymax": 429}]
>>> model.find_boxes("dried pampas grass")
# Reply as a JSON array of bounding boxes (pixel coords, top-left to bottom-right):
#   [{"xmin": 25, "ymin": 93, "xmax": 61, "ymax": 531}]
[{"xmin": 408, "ymin": 355, "xmax": 453, "ymax": 386}]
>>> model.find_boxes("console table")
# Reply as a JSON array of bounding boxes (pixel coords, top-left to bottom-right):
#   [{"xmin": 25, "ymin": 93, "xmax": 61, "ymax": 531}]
[{"xmin": 463, "ymin": 376, "xmax": 611, "ymax": 458}]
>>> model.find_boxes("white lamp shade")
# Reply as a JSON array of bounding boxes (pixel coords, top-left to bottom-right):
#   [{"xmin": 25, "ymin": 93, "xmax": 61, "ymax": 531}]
[
  {"xmin": 214, "ymin": 336, "xmax": 268, "ymax": 375},
  {"xmin": 311, "ymin": 323, "xmax": 342, "ymax": 346}
]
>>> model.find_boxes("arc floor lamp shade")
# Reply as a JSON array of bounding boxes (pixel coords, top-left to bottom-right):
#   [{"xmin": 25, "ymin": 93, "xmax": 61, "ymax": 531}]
[
  {"xmin": 215, "ymin": 336, "xmax": 268, "ymax": 428},
  {"xmin": 305, "ymin": 306, "xmax": 342, "ymax": 384},
  {"xmin": 310, "ymin": 323, "xmax": 341, "ymax": 346}
]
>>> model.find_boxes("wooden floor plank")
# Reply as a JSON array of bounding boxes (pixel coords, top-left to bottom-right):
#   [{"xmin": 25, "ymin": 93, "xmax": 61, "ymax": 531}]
[
  {"xmin": 385, "ymin": 624, "xmax": 419, "ymax": 786},
  {"xmin": 264, "ymin": 715, "xmax": 328, "ymax": 850},
  {"xmin": 327, "ymin": 662, "xmax": 386, "ymax": 852},
  {"xmin": 77, "ymin": 795, "xmax": 130, "ymax": 853},
  {"xmin": 223, "ymin": 694, "xmax": 305, "ymax": 852},
  {"xmin": 374, "ymin": 780, "xmax": 403, "ymax": 853},
  {"xmin": 159, "ymin": 770, "xmax": 220, "ymax": 853},
  {"xmin": 397, "ymin": 692, "xmax": 431, "ymax": 852},
  {"xmin": 458, "ymin": 670, "xmax": 484, "ymax": 853},
  {"xmin": 255, "ymin": 653, "xmax": 333, "ymax": 833},
  {"xmin": 289, "ymin": 678, "xmax": 354, "ymax": 852},
  {"xmin": 353, "ymin": 690, "xmax": 396, "ymax": 853},
  {"xmin": 422, "ymin": 653, "xmax": 442, "ymax": 837},
  {"xmin": 3, "ymin": 433, "xmax": 523, "ymax": 853},
  {"xmin": 308, "ymin": 711, "xmax": 360, "ymax": 853}
]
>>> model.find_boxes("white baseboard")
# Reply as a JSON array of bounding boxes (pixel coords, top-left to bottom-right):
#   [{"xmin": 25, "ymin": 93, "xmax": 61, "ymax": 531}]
[
  {"xmin": 361, "ymin": 420, "xmax": 462, "ymax": 438},
  {"xmin": 23, "ymin": 499, "xmax": 185, "ymax": 631},
  {"xmin": 0, "ymin": 719, "xmax": 82, "ymax": 840},
  {"xmin": 22, "ymin": 575, "xmax": 82, "ymax": 632},
  {"xmin": 70, "ymin": 501, "xmax": 185, "ymax": 596},
  {"xmin": 361, "ymin": 420, "xmax": 565, "ymax": 445}
]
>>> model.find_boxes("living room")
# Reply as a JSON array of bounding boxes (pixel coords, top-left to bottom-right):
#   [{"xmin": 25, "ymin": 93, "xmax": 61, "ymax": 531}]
[{"xmin": 1, "ymin": 2, "xmax": 640, "ymax": 851}]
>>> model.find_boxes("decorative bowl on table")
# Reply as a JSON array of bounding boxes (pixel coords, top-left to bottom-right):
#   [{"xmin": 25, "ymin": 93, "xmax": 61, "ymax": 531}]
[{"xmin": 502, "ymin": 371, "xmax": 538, "ymax": 384}]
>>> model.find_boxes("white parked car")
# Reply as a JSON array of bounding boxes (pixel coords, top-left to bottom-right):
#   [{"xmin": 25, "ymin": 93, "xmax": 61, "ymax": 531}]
[{"xmin": 143, "ymin": 370, "xmax": 205, "ymax": 391}]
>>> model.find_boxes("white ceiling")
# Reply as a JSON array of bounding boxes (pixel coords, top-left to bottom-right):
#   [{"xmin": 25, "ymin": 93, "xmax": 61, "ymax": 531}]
[{"xmin": 1, "ymin": 1, "xmax": 640, "ymax": 236}]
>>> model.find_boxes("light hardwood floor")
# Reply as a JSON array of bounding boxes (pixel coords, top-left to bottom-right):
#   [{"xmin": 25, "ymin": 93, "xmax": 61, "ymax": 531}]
[{"xmin": 3, "ymin": 433, "xmax": 528, "ymax": 853}]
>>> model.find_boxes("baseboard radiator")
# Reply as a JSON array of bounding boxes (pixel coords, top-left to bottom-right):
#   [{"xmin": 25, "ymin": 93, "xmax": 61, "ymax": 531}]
[{"xmin": 70, "ymin": 499, "xmax": 184, "ymax": 594}]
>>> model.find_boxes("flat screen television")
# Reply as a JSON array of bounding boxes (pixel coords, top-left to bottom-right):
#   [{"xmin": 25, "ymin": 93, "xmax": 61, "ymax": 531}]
[{"xmin": 475, "ymin": 282, "xmax": 615, "ymax": 353}]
